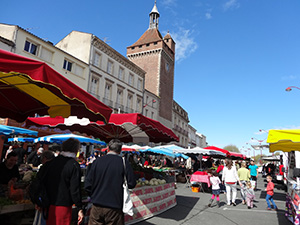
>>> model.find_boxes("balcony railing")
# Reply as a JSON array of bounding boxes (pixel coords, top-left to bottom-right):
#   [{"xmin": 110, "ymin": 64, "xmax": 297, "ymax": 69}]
[{"xmin": 102, "ymin": 97, "xmax": 113, "ymax": 108}]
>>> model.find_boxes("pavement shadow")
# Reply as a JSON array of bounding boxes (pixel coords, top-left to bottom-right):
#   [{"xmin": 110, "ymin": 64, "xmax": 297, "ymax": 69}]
[
  {"xmin": 134, "ymin": 195, "xmax": 200, "ymax": 224},
  {"xmin": 259, "ymin": 191, "xmax": 286, "ymax": 201}
]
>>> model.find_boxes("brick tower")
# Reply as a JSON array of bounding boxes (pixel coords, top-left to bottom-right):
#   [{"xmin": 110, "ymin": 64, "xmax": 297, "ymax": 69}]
[{"xmin": 127, "ymin": 1, "xmax": 175, "ymax": 123}]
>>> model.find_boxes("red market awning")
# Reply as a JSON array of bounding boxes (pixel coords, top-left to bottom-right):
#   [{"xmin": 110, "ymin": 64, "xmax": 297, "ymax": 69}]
[
  {"xmin": 204, "ymin": 146, "xmax": 230, "ymax": 157},
  {"xmin": 25, "ymin": 116, "xmax": 132, "ymax": 143},
  {"xmin": 107, "ymin": 113, "xmax": 179, "ymax": 143},
  {"xmin": 26, "ymin": 113, "xmax": 179, "ymax": 143},
  {"xmin": 228, "ymin": 151, "xmax": 246, "ymax": 159},
  {"xmin": 0, "ymin": 49, "xmax": 112, "ymax": 123}
]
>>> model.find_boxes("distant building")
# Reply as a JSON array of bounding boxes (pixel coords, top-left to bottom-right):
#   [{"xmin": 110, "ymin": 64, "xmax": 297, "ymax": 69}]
[
  {"xmin": 188, "ymin": 124, "xmax": 197, "ymax": 148},
  {"xmin": 127, "ymin": 2, "xmax": 175, "ymax": 128},
  {"xmin": 0, "ymin": 23, "xmax": 89, "ymax": 90},
  {"xmin": 196, "ymin": 132, "xmax": 207, "ymax": 148},
  {"xmin": 56, "ymin": 31, "xmax": 146, "ymax": 114}
]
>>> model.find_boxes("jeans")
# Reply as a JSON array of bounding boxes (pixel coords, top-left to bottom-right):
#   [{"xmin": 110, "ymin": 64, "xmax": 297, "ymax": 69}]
[
  {"xmin": 266, "ymin": 194, "xmax": 277, "ymax": 209},
  {"xmin": 225, "ymin": 183, "xmax": 237, "ymax": 204},
  {"xmin": 240, "ymin": 181, "xmax": 246, "ymax": 201}
]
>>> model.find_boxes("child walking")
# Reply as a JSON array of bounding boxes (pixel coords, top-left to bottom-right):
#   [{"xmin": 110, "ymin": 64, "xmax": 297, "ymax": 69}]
[
  {"xmin": 265, "ymin": 175, "xmax": 278, "ymax": 210},
  {"xmin": 208, "ymin": 171, "xmax": 221, "ymax": 208},
  {"xmin": 244, "ymin": 181, "xmax": 255, "ymax": 209}
]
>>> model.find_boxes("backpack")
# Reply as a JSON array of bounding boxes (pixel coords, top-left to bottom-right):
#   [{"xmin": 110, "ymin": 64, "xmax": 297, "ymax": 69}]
[{"xmin": 28, "ymin": 167, "xmax": 50, "ymax": 219}]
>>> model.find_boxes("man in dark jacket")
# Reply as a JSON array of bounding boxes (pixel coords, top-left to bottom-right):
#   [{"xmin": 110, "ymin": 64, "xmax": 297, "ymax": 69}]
[
  {"xmin": 27, "ymin": 147, "xmax": 43, "ymax": 167},
  {"xmin": 85, "ymin": 139, "xmax": 136, "ymax": 225},
  {"xmin": 41, "ymin": 138, "xmax": 84, "ymax": 224}
]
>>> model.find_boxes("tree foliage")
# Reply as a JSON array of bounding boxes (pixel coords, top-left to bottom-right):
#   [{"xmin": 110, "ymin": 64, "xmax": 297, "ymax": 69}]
[{"xmin": 223, "ymin": 145, "xmax": 240, "ymax": 153}]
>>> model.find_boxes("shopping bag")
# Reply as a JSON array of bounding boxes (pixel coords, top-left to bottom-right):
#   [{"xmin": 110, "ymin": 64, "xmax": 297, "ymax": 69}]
[
  {"xmin": 250, "ymin": 180, "xmax": 256, "ymax": 189},
  {"xmin": 122, "ymin": 157, "xmax": 134, "ymax": 216}
]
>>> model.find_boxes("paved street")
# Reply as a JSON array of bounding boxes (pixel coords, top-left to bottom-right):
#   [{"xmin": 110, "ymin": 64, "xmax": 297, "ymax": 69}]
[{"xmin": 136, "ymin": 175, "xmax": 289, "ymax": 225}]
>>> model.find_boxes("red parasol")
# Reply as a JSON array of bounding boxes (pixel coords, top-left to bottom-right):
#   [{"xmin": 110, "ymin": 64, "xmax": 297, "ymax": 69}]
[
  {"xmin": 25, "ymin": 116, "xmax": 132, "ymax": 143},
  {"xmin": 204, "ymin": 146, "xmax": 230, "ymax": 157},
  {"xmin": 25, "ymin": 113, "xmax": 178, "ymax": 143},
  {"xmin": 228, "ymin": 152, "xmax": 246, "ymax": 160},
  {"xmin": 107, "ymin": 113, "xmax": 179, "ymax": 143},
  {"xmin": 0, "ymin": 49, "xmax": 112, "ymax": 123}
]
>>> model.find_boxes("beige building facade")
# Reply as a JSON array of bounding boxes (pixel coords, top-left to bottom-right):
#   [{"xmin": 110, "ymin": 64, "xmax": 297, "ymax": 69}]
[
  {"xmin": 0, "ymin": 23, "xmax": 89, "ymax": 90},
  {"xmin": 56, "ymin": 31, "xmax": 146, "ymax": 114}
]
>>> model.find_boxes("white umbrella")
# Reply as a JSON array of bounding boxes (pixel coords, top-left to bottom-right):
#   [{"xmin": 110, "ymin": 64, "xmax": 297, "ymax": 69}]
[{"xmin": 174, "ymin": 146, "xmax": 226, "ymax": 157}]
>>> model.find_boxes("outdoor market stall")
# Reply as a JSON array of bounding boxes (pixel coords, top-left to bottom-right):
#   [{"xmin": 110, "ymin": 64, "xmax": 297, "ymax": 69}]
[{"xmin": 267, "ymin": 129, "xmax": 300, "ymax": 225}]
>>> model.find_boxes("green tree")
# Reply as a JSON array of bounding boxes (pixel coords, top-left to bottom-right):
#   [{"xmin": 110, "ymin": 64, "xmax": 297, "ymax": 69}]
[{"xmin": 223, "ymin": 145, "xmax": 240, "ymax": 153}]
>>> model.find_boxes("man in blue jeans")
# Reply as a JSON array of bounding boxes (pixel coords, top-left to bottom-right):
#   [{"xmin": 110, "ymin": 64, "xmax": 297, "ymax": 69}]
[{"xmin": 248, "ymin": 160, "xmax": 258, "ymax": 190}]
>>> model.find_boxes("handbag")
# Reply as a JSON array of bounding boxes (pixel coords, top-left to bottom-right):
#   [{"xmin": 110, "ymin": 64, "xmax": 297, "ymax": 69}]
[{"xmin": 122, "ymin": 157, "xmax": 134, "ymax": 216}]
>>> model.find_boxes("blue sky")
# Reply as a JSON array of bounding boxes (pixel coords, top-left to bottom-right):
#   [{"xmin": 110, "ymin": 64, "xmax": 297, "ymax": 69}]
[{"xmin": 2, "ymin": 0, "xmax": 300, "ymax": 156}]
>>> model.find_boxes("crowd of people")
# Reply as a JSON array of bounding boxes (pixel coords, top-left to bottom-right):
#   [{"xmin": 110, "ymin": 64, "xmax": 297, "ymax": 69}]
[
  {"xmin": 202, "ymin": 158, "xmax": 278, "ymax": 211},
  {"xmin": 0, "ymin": 141, "xmax": 281, "ymax": 224}
]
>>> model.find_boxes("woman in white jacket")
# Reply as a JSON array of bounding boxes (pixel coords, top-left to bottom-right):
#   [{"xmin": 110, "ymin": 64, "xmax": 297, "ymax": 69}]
[{"xmin": 222, "ymin": 159, "xmax": 241, "ymax": 206}]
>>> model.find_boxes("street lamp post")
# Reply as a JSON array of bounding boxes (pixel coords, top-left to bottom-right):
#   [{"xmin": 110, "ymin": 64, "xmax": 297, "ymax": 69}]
[
  {"xmin": 251, "ymin": 137, "xmax": 266, "ymax": 157},
  {"xmin": 286, "ymin": 86, "xmax": 300, "ymax": 92}
]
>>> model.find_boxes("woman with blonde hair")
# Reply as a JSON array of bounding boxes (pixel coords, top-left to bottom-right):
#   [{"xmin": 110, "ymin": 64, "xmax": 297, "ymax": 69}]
[{"xmin": 222, "ymin": 159, "xmax": 241, "ymax": 206}]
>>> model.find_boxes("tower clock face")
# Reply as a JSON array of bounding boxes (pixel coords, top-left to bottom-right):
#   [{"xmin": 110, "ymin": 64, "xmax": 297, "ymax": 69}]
[{"xmin": 166, "ymin": 62, "xmax": 170, "ymax": 72}]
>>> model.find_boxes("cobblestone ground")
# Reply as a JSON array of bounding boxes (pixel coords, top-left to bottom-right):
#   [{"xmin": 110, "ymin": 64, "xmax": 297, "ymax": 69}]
[{"xmin": 136, "ymin": 174, "xmax": 289, "ymax": 225}]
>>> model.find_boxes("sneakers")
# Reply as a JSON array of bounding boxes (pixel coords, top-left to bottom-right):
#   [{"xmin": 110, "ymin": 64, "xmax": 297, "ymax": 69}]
[
  {"xmin": 232, "ymin": 202, "xmax": 236, "ymax": 206},
  {"xmin": 248, "ymin": 206, "xmax": 251, "ymax": 209},
  {"xmin": 227, "ymin": 203, "xmax": 231, "ymax": 206}
]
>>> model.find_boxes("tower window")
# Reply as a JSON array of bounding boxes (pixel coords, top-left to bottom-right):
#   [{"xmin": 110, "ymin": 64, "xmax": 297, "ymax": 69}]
[
  {"xmin": 154, "ymin": 42, "xmax": 157, "ymax": 45},
  {"xmin": 146, "ymin": 44, "xmax": 150, "ymax": 47},
  {"xmin": 131, "ymin": 47, "xmax": 135, "ymax": 50},
  {"xmin": 139, "ymin": 45, "xmax": 142, "ymax": 48}
]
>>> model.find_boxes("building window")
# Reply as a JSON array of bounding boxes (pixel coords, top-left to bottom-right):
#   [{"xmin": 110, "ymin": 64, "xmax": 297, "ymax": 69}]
[
  {"xmin": 146, "ymin": 43, "xmax": 150, "ymax": 47},
  {"xmin": 137, "ymin": 78, "xmax": 142, "ymax": 91},
  {"xmin": 74, "ymin": 65, "xmax": 84, "ymax": 76},
  {"xmin": 24, "ymin": 40, "xmax": 38, "ymax": 55},
  {"xmin": 93, "ymin": 52, "xmax": 101, "ymax": 68},
  {"xmin": 145, "ymin": 109, "xmax": 148, "ymax": 117},
  {"xmin": 104, "ymin": 83, "xmax": 112, "ymax": 100},
  {"xmin": 136, "ymin": 98, "xmax": 142, "ymax": 113},
  {"xmin": 118, "ymin": 67, "xmax": 124, "ymax": 80},
  {"xmin": 107, "ymin": 60, "xmax": 113, "ymax": 75},
  {"xmin": 40, "ymin": 47, "xmax": 53, "ymax": 62},
  {"xmin": 128, "ymin": 73, "xmax": 134, "ymax": 86},
  {"xmin": 63, "ymin": 59, "xmax": 73, "ymax": 72},
  {"xmin": 127, "ymin": 94, "xmax": 133, "ymax": 109},
  {"xmin": 151, "ymin": 112, "xmax": 154, "ymax": 119},
  {"xmin": 116, "ymin": 89, "xmax": 123, "ymax": 105},
  {"xmin": 165, "ymin": 62, "xmax": 170, "ymax": 72},
  {"xmin": 90, "ymin": 76, "xmax": 99, "ymax": 95}
]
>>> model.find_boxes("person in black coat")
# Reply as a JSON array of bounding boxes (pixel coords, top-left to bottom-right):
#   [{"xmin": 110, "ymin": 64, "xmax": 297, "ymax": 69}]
[
  {"xmin": 27, "ymin": 147, "xmax": 43, "ymax": 167},
  {"xmin": 40, "ymin": 138, "xmax": 84, "ymax": 224},
  {"xmin": 85, "ymin": 139, "xmax": 136, "ymax": 225}
]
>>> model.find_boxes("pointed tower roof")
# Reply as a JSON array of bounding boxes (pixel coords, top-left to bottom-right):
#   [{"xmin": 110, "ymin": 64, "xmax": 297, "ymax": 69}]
[
  {"xmin": 164, "ymin": 31, "xmax": 172, "ymax": 40},
  {"xmin": 130, "ymin": 29, "xmax": 163, "ymax": 47},
  {"xmin": 150, "ymin": 1, "xmax": 159, "ymax": 15}
]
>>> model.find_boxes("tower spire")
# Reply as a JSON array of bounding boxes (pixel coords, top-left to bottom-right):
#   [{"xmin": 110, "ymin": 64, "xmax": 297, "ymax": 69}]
[{"xmin": 149, "ymin": 1, "xmax": 160, "ymax": 29}]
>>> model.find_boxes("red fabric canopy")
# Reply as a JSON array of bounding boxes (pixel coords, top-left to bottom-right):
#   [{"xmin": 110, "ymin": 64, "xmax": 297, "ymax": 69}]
[
  {"xmin": 204, "ymin": 146, "xmax": 230, "ymax": 157},
  {"xmin": 25, "ymin": 113, "xmax": 179, "ymax": 143},
  {"xmin": 25, "ymin": 116, "xmax": 132, "ymax": 143},
  {"xmin": 0, "ymin": 49, "xmax": 112, "ymax": 123},
  {"xmin": 228, "ymin": 152, "xmax": 246, "ymax": 159},
  {"xmin": 107, "ymin": 113, "xmax": 179, "ymax": 143}
]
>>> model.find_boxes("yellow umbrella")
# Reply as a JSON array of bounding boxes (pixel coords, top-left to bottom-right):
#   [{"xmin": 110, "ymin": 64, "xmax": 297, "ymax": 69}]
[{"xmin": 267, "ymin": 129, "xmax": 300, "ymax": 152}]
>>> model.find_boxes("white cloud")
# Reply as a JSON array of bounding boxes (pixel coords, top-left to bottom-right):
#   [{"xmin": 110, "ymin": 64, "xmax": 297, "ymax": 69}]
[
  {"xmin": 168, "ymin": 28, "xmax": 198, "ymax": 62},
  {"xmin": 161, "ymin": 0, "xmax": 176, "ymax": 7},
  {"xmin": 205, "ymin": 12, "xmax": 212, "ymax": 20},
  {"xmin": 281, "ymin": 75, "xmax": 298, "ymax": 81},
  {"xmin": 223, "ymin": 0, "xmax": 240, "ymax": 11}
]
